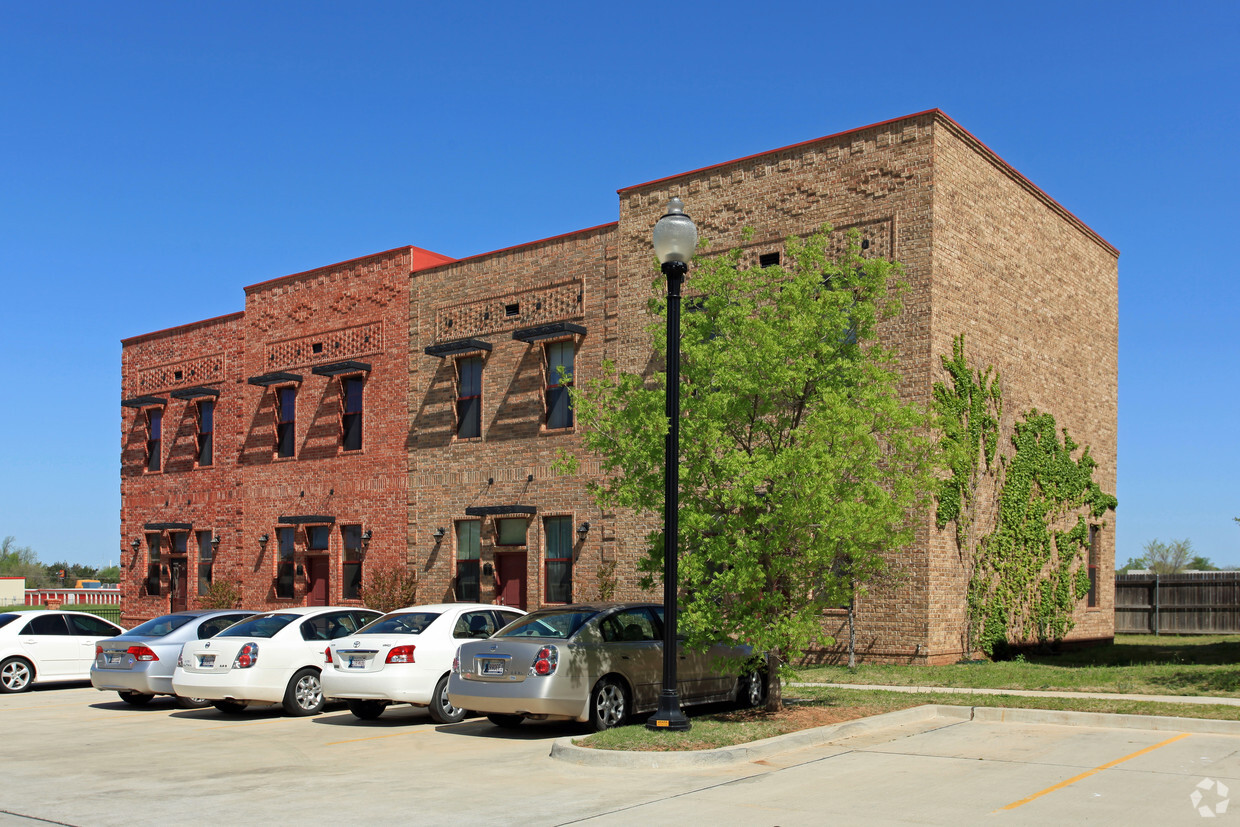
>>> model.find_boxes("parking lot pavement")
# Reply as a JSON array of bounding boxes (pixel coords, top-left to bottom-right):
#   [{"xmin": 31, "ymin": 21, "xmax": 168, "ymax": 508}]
[{"xmin": 3, "ymin": 685, "xmax": 1239, "ymax": 826}]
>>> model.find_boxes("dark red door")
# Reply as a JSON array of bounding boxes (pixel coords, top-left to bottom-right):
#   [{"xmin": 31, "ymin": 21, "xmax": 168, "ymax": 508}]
[
  {"xmin": 169, "ymin": 559, "xmax": 188, "ymax": 612},
  {"xmin": 495, "ymin": 553, "xmax": 526, "ymax": 610},
  {"xmin": 307, "ymin": 557, "xmax": 329, "ymax": 606}
]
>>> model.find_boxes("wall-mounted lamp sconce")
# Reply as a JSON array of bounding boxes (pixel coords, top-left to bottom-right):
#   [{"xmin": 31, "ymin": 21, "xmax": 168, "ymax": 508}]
[
  {"xmin": 160, "ymin": 565, "xmax": 169, "ymax": 577},
  {"xmin": 296, "ymin": 563, "xmax": 305, "ymax": 576},
  {"xmin": 432, "ymin": 527, "xmax": 446, "ymax": 542},
  {"xmin": 258, "ymin": 533, "xmax": 270, "ymax": 551},
  {"xmin": 130, "ymin": 538, "xmax": 141, "ymax": 552},
  {"xmin": 482, "ymin": 562, "xmax": 494, "ymax": 576},
  {"xmin": 211, "ymin": 535, "xmax": 221, "ymax": 552},
  {"xmin": 362, "ymin": 529, "xmax": 372, "ymax": 548},
  {"xmin": 577, "ymin": 521, "xmax": 591, "ymax": 539}
]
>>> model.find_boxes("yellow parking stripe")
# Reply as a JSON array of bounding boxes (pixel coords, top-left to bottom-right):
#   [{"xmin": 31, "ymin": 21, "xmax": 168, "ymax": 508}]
[
  {"xmin": 998, "ymin": 732, "xmax": 1191, "ymax": 811},
  {"xmin": 326, "ymin": 729, "xmax": 432, "ymax": 746}
]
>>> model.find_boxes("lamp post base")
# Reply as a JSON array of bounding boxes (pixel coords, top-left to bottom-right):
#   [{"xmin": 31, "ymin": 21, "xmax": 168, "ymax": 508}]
[{"xmin": 645, "ymin": 690, "xmax": 691, "ymax": 732}]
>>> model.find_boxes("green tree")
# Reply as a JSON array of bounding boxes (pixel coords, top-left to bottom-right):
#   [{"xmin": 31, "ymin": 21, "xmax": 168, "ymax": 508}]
[
  {"xmin": 1142, "ymin": 538, "xmax": 1194, "ymax": 574},
  {"xmin": 566, "ymin": 227, "xmax": 938, "ymax": 709},
  {"xmin": 1116, "ymin": 555, "xmax": 1147, "ymax": 574},
  {"xmin": 0, "ymin": 536, "xmax": 48, "ymax": 587},
  {"xmin": 359, "ymin": 562, "xmax": 418, "ymax": 613},
  {"xmin": 1187, "ymin": 555, "xmax": 1218, "ymax": 571}
]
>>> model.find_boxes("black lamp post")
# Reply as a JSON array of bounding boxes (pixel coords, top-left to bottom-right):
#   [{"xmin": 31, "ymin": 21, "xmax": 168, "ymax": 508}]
[{"xmin": 647, "ymin": 196, "xmax": 697, "ymax": 732}]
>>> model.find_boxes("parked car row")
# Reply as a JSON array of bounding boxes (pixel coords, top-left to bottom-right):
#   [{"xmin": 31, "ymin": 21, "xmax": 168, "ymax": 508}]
[{"xmin": 1, "ymin": 603, "xmax": 766, "ymax": 732}]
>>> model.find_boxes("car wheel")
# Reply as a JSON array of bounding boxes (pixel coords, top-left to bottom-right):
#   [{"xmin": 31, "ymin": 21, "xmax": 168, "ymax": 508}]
[
  {"xmin": 117, "ymin": 691, "xmax": 155, "ymax": 706},
  {"xmin": 738, "ymin": 670, "xmax": 767, "ymax": 708},
  {"xmin": 486, "ymin": 713, "xmax": 524, "ymax": 729},
  {"xmin": 0, "ymin": 657, "xmax": 33, "ymax": 693},
  {"xmin": 282, "ymin": 668, "xmax": 324, "ymax": 716},
  {"xmin": 176, "ymin": 695, "xmax": 212, "ymax": 709},
  {"xmin": 347, "ymin": 699, "xmax": 389, "ymax": 721},
  {"xmin": 211, "ymin": 700, "xmax": 248, "ymax": 714},
  {"xmin": 588, "ymin": 677, "xmax": 628, "ymax": 732},
  {"xmin": 427, "ymin": 674, "xmax": 466, "ymax": 724}
]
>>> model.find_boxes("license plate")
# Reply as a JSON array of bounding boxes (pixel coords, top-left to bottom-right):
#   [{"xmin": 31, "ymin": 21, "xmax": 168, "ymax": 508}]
[
  {"xmin": 349, "ymin": 656, "xmax": 367, "ymax": 669},
  {"xmin": 199, "ymin": 654, "xmax": 216, "ymax": 668},
  {"xmin": 481, "ymin": 660, "xmax": 504, "ymax": 676},
  {"xmin": 105, "ymin": 654, "xmax": 121, "ymax": 665}
]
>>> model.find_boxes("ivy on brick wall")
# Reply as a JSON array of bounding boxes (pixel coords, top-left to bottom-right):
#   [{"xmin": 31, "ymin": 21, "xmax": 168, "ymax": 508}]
[{"xmin": 934, "ymin": 335, "xmax": 1117, "ymax": 656}]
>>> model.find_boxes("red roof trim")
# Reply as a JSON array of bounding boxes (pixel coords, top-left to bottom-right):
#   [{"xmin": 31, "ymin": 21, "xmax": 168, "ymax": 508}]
[
  {"xmin": 121, "ymin": 311, "xmax": 245, "ymax": 346},
  {"xmin": 421, "ymin": 222, "xmax": 618, "ymax": 270}
]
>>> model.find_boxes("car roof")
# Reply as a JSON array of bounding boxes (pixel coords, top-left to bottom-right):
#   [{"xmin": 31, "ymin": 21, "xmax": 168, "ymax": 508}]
[
  {"xmin": 528, "ymin": 602, "xmax": 657, "ymax": 613},
  {"xmin": 386, "ymin": 603, "xmax": 524, "ymax": 613}
]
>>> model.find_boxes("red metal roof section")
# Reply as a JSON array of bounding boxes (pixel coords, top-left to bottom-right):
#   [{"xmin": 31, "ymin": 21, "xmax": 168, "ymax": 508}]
[
  {"xmin": 121, "ymin": 310, "xmax": 245, "ymax": 347},
  {"xmin": 411, "ymin": 245, "xmax": 456, "ymax": 271},
  {"xmin": 421, "ymin": 222, "xmax": 618, "ymax": 270}
]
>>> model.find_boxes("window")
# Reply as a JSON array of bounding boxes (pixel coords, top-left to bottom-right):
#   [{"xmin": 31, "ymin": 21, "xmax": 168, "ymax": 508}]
[
  {"xmin": 170, "ymin": 531, "xmax": 188, "ymax": 556},
  {"xmin": 145, "ymin": 533, "xmax": 162, "ymax": 596},
  {"xmin": 341, "ymin": 377, "xmax": 363, "ymax": 452},
  {"xmin": 276, "ymin": 527, "xmax": 295, "ymax": 599},
  {"xmin": 1088, "ymin": 525, "xmax": 1100, "ymax": 608},
  {"xmin": 276, "ymin": 386, "xmax": 296, "ymax": 458},
  {"xmin": 196, "ymin": 400, "xmax": 214, "ymax": 466},
  {"xmin": 307, "ymin": 525, "xmax": 330, "ymax": 552},
  {"xmin": 496, "ymin": 518, "xmax": 527, "ymax": 546},
  {"xmin": 342, "ymin": 525, "xmax": 363, "ymax": 600},
  {"xmin": 197, "ymin": 531, "xmax": 214, "ymax": 597},
  {"xmin": 544, "ymin": 516, "xmax": 573, "ymax": 603},
  {"xmin": 759, "ymin": 252, "xmax": 781, "ymax": 268},
  {"xmin": 456, "ymin": 521, "xmax": 481, "ymax": 602},
  {"xmin": 453, "ymin": 611, "xmax": 496, "ymax": 639},
  {"xmin": 456, "ymin": 356, "xmax": 482, "ymax": 439},
  {"xmin": 145, "ymin": 409, "xmax": 162, "ymax": 472},
  {"xmin": 544, "ymin": 341, "xmax": 574, "ymax": 429}
]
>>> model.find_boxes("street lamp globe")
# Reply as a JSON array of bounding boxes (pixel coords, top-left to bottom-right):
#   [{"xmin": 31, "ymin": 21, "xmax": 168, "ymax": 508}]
[{"xmin": 652, "ymin": 196, "xmax": 698, "ymax": 268}]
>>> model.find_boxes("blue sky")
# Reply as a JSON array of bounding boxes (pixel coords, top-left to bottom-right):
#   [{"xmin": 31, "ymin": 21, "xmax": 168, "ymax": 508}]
[{"xmin": 1, "ymin": 2, "xmax": 1236, "ymax": 570}]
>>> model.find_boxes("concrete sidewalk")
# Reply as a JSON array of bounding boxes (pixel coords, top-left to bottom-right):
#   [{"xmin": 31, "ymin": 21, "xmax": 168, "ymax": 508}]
[{"xmin": 790, "ymin": 681, "xmax": 1240, "ymax": 707}]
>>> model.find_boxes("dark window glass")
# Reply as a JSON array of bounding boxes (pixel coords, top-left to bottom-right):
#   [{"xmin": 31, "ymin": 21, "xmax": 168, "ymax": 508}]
[
  {"xmin": 496, "ymin": 518, "xmax": 527, "ymax": 546},
  {"xmin": 1088, "ymin": 525, "xmax": 1100, "ymax": 608},
  {"xmin": 146, "ymin": 409, "xmax": 162, "ymax": 471},
  {"xmin": 342, "ymin": 377, "xmax": 363, "ymax": 452},
  {"xmin": 342, "ymin": 524, "xmax": 363, "ymax": 600},
  {"xmin": 357, "ymin": 611, "xmax": 441, "ymax": 635},
  {"xmin": 759, "ymin": 252, "xmax": 781, "ymax": 268},
  {"xmin": 307, "ymin": 525, "xmax": 330, "ymax": 551},
  {"xmin": 453, "ymin": 611, "xmax": 496, "ymax": 639},
  {"xmin": 544, "ymin": 516, "xmax": 573, "ymax": 603},
  {"xmin": 456, "ymin": 521, "xmax": 480, "ymax": 602},
  {"xmin": 545, "ymin": 342, "xmax": 574, "ymax": 429},
  {"xmin": 68, "ymin": 614, "xmax": 120, "ymax": 636},
  {"xmin": 170, "ymin": 532, "xmax": 187, "ymax": 555},
  {"xmin": 197, "ymin": 531, "xmax": 213, "ymax": 597},
  {"xmin": 496, "ymin": 608, "xmax": 596, "ymax": 640},
  {"xmin": 456, "ymin": 356, "xmax": 482, "ymax": 439},
  {"xmin": 23, "ymin": 614, "xmax": 70, "ymax": 635},
  {"xmin": 126, "ymin": 614, "xmax": 195, "ymax": 636},
  {"xmin": 146, "ymin": 533, "xmax": 162, "ymax": 596},
  {"xmin": 276, "ymin": 526, "xmax": 296, "ymax": 599},
  {"xmin": 217, "ymin": 613, "xmax": 297, "ymax": 638},
  {"xmin": 197, "ymin": 400, "xmax": 214, "ymax": 466},
  {"xmin": 276, "ymin": 387, "xmax": 296, "ymax": 458}
]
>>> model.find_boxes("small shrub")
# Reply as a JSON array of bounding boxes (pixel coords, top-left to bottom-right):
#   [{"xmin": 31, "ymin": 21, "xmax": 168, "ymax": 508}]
[
  {"xmin": 359, "ymin": 562, "xmax": 418, "ymax": 613},
  {"xmin": 200, "ymin": 579, "xmax": 242, "ymax": 609}
]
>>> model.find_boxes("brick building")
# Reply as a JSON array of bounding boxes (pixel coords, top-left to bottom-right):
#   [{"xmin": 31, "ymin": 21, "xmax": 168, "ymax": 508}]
[{"xmin": 119, "ymin": 109, "xmax": 1118, "ymax": 662}]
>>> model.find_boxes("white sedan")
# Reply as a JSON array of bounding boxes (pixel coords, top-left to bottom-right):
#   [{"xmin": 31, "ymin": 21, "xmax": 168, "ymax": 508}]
[
  {"xmin": 323, "ymin": 603, "xmax": 525, "ymax": 723},
  {"xmin": 172, "ymin": 606, "xmax": 380, "ymax": 716},
  {"xmin": 0, "ymin": 609, "xmax": 125, "ymax": 693}
]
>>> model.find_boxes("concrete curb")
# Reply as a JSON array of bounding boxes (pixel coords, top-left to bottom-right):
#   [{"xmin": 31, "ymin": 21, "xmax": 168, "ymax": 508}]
[
  {"xmin": 550, "ymin": 703, "xmax": 1240, "ymax": 768},
  {"xmin": 549, "ymin": 704, "xmax": 970, "ymax": 768},
  {"xmin": 793, "ymin": 681, "xmax": 1240, "ymax": 707}
]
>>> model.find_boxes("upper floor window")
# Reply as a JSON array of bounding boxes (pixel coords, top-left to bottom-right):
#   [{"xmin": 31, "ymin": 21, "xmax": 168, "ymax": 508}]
[
  {"xmin": 544, "ymin": 341, "xmax": 574, "ymax": 430},
  {"xmin": 145, "ymin": 409, "xmax": 162, "ymax": 472},
  {"xmin": 341, "ymin": 377, "xmax": 364, "ymax": 452},
  {"xmin": 196, "ymin": 400, "xmax": 214, "ymax": 467},
  {"xmin": 276, "ymin": 387, "xmax": 296, "ymax": 458},
  {"xmin": 456, "ymin": 356, "xmax": 482, "ymax": 439}
]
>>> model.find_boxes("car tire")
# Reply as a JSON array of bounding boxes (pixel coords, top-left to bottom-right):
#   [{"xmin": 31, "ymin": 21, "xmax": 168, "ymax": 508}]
[
  {"xmin": 427, "ymin": 674, "xmax": 466, "ymax": 724},
  {"xmin": 486, "ymin": 713, "xmax": 524, "ymax": 729},
  {"xmin": 347, "ymin": 699, "xmax": 388, "ymax": 721},
  {"xmin": 588, "ymin": 677, "xmax": 628, "ymax": 732},
  {"xmin": 176, "ymin": 695, "xmax": 212, "ymax": 709},
  {"xmin": 211, "ymin": 700, "xmax": 248, "ymax": 714},
  {"xmin": 0, "ymin": 657, "xmax": 34, "ymax": 693},
  {"xmin": 282, "ymin": 668, "xmax": 324, "ymax": 716},
  {"xmin": 118, "ymin": 691, "xmax": 155, "ymax": 706},
  {"xmin": 738, "ymin": 669, "xmax": 767, "ymax": 708}
]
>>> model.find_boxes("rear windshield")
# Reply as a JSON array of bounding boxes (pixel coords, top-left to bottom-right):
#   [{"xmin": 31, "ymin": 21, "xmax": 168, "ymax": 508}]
[
  {"xmin": 0, "ymin": 614, "xmax": 19, "ymax": 630},
  {"xmin": 496, "ymin": 609, "xmax": 597, "ymax": 640},
  {"xmin": 126, "ymin": 614, "xmax": 195, "ymax": 637},
  {"xmin": 216, "ymin": 613, "xmax": 297, "ymax": 639},
  {"xmin": 356, "ymin": 612, "xmax": 441, "ymax": 636}
]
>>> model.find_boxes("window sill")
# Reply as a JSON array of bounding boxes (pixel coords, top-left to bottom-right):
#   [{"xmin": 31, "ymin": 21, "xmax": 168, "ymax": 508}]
[{"xmin": 272, "ymin": 455, "xmax": 297, "ymax": 463}]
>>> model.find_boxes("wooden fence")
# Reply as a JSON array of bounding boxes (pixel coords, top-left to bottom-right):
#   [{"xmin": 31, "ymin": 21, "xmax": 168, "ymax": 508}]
[{"xmin": 1115, "ymin": 572, "xmax": 1240, "ymax": 634}]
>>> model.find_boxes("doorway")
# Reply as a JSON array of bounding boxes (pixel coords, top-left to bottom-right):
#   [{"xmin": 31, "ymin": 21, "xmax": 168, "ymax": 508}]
[
  {"xmin": 495, "ymin": 553, "xmax": 526, "ymax": 610},
  {"xmin": 307, "ymin": 556, "xmax": 329, "ymax": 606},
  {"xmin": 169, "ymin": 559, "xmax": 188, "ymax": 612}
]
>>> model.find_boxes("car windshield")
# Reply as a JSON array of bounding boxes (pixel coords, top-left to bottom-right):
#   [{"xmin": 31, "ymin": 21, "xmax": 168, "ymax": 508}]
[
  {"xmin": 216, "ymin": 613, "xmax": 298, "ymax": 639},
  {"xmin": 0, "ymin": 613, "xmax": 19, "ymax": 630},
  {"xmin": 126, "ymin": 614, "xmax": 196, "ymax": 637},
  {"xmin": 495, "ymin": 609, "xmax": 597, "ymax": 640},
  {"xmin": 356, "ymin": 612, "xmax": 441, "ymax": 635}
]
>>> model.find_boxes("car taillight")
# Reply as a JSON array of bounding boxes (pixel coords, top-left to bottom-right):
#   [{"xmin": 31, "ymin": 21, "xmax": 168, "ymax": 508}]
[
  {"xmin": 234, "ymin": 642, "xmax": 259, "ymax": 669},
  {"xmin": 532, "ymin": 645, "xmax": 558, "ymax": 676},
  {"xmin": 127, "ymin": 645, "xmax": 158, "ymax": 662},
  {"xmin": 452, "ymin": 648, "xmax": 460, "ymax": 674},
  {"xmin": 324, "ymin": 646, "xmax": 333, "ymax": 664},
  {"xmin": 177, "ymin": 652, "xmax": 184, "ymax": 667},
  {"xmin": 386, "ymin": 645, "xmax": 415, "ymax": 664},
  {"xmin": 95, "ymin": 645, "xmax": 103, "ymax": 657}
]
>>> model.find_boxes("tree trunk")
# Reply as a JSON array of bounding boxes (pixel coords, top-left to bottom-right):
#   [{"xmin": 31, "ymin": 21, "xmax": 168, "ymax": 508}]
[
  {"xmin": 764, "ymin": 648, "xmax": 783, "ymax": 712},
  {"xmin": 847, "ymin": 597, "xmax": 856, "ymax": 669}
]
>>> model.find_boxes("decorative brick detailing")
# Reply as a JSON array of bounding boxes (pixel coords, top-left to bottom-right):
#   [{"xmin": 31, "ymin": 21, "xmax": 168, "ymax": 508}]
[
  {"xmin": 134, "ymin": 353, "xmax": 226, "ymax": 394},
  {"xmin": 846, "ymin": 166, "xmax": 915, "ymax": 199},
  {"xmin": 434, "ymin": 280, "xmax": 584, "ymax": 342},
  {"xmin": 263, "ymin": 322, "xmax": 384, "ymax": 369}
]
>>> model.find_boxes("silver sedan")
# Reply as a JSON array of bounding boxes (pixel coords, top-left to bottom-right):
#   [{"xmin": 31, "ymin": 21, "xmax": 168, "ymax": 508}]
[{"xmin": 447, "ymin": 602, "xmax": 764, "ymax": 731}]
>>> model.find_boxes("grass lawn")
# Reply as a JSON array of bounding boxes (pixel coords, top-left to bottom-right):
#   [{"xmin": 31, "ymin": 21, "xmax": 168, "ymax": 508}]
[{"xmin": 792, "ymin": 635, "xmax": 1240, "ymax": 697}]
